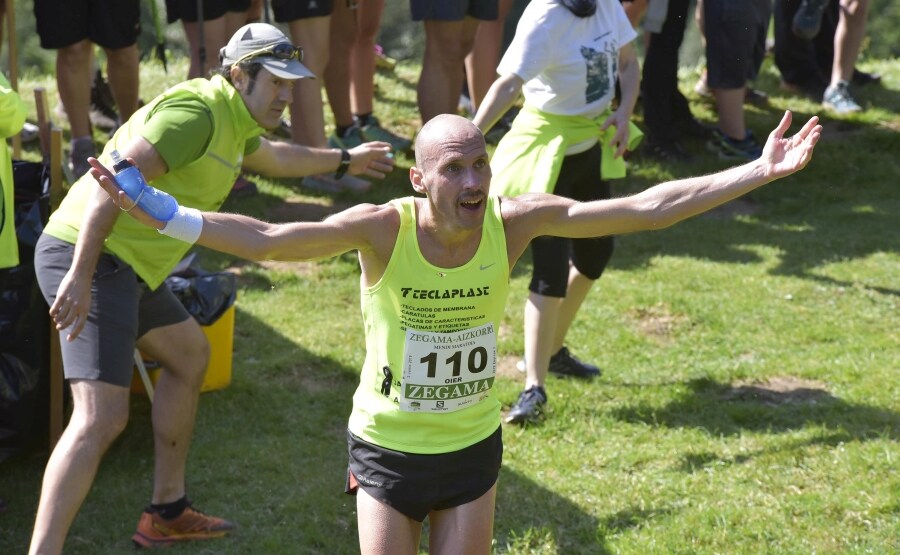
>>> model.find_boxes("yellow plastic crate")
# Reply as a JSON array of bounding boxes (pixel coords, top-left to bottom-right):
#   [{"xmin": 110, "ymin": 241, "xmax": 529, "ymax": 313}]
[{"xmin": 132, "ymin": 304, "xmax": 235, "ymax": 394}]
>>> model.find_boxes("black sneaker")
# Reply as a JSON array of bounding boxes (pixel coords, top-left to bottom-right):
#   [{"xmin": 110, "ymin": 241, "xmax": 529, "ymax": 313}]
[
  {"xmin": 677, "ymin": 118, "xmax": 714, "ymax": 141},
  {"xmin": 643, "ymin": 138, "xmax": 693, "ymax": 163},
  {"xmin": 792, "ymin": 0, "xmax": 830, "ymax": 40},
  {"xmin": 70, "ymin": 138, "xmax": 96, "ymax": 180},
  {"xmin": 549, "ymin": 347, "xmax": 601, "ymax": 379},
  {"xmin": 707, "ymin": 129, "xmax": 763, "ymax": 161},
  {"xmin": 90, "ymin": 69, "xmax": 120, "ymax": 131},
  {"xmin": 852, "ymin": 69, "xmax": 881, "ymax": 87},
  {"xmin": 505, "ymin": 386, "xmax": 547, "ymax": 424}
]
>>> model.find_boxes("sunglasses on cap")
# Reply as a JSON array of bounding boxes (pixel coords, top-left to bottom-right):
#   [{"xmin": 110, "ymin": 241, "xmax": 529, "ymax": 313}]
[{"xmin": 232, "ymin": 43, "xmax": 304, "ymax": 67}]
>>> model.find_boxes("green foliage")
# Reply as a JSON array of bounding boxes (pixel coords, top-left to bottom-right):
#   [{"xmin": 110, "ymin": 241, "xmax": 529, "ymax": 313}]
[{"xmin": 0, "ymin": 36, "xmax": 898, "ymax": 555}]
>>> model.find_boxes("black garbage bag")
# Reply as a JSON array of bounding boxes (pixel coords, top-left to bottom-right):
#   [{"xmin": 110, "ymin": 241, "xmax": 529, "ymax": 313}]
[
  {"xmin": 0, "ymin": 160, "xmax": 51, "ymax": 457},
  {"xmin": 165, "ymin": 254, "xmax": 237, "ymax": 326}
]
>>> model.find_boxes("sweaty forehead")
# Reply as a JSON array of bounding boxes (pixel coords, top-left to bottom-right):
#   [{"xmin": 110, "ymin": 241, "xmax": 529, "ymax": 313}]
[{"xmin": 418, "ymin": 128, "xmax": 485, "ymax": 168}]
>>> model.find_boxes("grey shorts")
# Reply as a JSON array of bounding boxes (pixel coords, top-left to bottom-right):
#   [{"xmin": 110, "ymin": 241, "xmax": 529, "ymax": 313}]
[
  {"xmin": 34, "ymin": 234, "xmax": 191, "ymax": 387},
  {"xmin": 345, "ymin": 426, "xmax": 502, "ymax": 522},
  {"xmin": 410, "ymin": 0, "xmax": 498, "ymax": 22},
  {"xmin": 704, "ymin": 0, "xmax": 771, "ymax": 89}
]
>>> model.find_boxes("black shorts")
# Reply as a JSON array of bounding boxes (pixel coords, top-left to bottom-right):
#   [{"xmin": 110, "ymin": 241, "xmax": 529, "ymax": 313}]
[
  {"xmin": 704, "ymin": 0, "xmax": 771, "ymax": 88},
  {"xmin": 410, "ymin": 0, "xmax": 499, "ymax": 22},
  {"xmin": 165, "ymin": 0, "xmax": 253, "ymax": 24},
  {"xmin": 529, "ymin": 144, "xmax": 615, "ymax": 298},
  {"xmin": 34, "ymin": 235, "xmax": 191, "ymax": 387},
  {"xmin": 271, "ymin": 0, "xmax": 333, "ymax": 22},
  {"xmin": 345, "ymin": 426, "xmax": 502, "ymax": 522},
  {"xmin": 34, "ymin": 0, "xmax": 141, "ymax": 50}
]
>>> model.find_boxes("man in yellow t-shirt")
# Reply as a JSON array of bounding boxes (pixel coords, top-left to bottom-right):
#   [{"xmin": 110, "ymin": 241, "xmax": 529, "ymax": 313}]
[{"xmin": 29, "ymin": 22, "xmax": 393, "ymax": 554}]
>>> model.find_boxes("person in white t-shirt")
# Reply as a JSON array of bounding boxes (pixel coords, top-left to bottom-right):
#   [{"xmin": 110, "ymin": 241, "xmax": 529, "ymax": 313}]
[{"xmin": 473, "ymin": 0, "xmax": 640, "ymax": 424}]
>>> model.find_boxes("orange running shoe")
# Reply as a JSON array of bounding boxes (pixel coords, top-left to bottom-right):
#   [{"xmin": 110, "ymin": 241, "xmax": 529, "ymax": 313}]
[{"xmin": 132, "ymin": 504, "xmax": 236, "ymax": 548}]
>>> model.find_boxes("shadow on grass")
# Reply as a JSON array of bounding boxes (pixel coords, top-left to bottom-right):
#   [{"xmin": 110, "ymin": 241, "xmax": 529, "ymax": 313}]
[
  {"xmin": 0, "ymin": 308, "xmax": 614, "ymax": 553},
  {"xmin": 495, "ymin": 468, "xmax": 607, "ymax": 553},
  {"xmin": 613, "ymin": 129, "xmax": 898, "ymax": 296},
  {"xmin": 611, "ymin": 377, "xmax": 899, "ymax": 445}
]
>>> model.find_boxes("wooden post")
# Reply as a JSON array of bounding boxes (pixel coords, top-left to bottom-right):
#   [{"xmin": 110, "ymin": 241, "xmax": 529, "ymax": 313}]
[{"xmin": 35, "ymin": 87, "xmax": 67, "ymax": 448}]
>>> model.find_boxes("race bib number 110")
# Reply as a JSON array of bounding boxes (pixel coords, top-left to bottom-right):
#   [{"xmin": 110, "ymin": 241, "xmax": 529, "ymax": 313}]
[{"xmin": 401, "ymin": 323, "xmax": 497, "ymax": 413}]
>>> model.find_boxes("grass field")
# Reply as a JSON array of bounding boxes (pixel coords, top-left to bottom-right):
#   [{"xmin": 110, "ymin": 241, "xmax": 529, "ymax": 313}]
[{"xmin": 1, "ymin": 47, "xmax": 898, "ymax": 554}]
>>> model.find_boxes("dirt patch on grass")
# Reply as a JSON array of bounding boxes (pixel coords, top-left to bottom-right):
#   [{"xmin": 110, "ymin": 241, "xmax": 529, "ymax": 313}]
[
  {"xmin": 628, "ymin": 303, "xmax": 689, "ymax": 343},
  {"xmin": 722, "ymin": 376, "xmax": 832, "ymax": 405},
  {"xmin": 497, "ymin": 354, "xmax": 524, "ymax": 381}
]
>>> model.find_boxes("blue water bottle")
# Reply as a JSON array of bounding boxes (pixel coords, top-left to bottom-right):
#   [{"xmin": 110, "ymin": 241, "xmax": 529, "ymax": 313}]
[{"xmin": 110, "ymin": 150, "xmax": 177, "ymax": 222}]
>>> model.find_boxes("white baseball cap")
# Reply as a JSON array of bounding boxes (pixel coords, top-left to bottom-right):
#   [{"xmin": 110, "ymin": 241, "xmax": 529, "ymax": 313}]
[{"xmin": 220, "ymin": 23, "xmax": 315, "ymax": 80}]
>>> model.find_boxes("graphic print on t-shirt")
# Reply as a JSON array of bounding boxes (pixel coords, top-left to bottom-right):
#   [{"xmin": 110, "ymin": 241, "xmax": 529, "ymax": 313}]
[{"xmin": 581, "ymin": 43, "xmax": 618, "ymax": 104}]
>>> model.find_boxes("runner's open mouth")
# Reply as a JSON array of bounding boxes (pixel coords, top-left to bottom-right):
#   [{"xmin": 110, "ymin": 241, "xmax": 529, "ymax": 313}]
[{"xmin": 460, "ymin": 196, "xmax": 484, "ymax": 211}]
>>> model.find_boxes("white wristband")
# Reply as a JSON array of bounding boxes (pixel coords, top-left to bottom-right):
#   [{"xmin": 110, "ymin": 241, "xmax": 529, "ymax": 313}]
[{"xmin": 157, "ymin": 206, "xmax": 203, "ymax": 244}]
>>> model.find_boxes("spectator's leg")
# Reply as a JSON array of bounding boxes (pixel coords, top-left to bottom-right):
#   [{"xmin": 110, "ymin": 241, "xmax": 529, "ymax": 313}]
[
  {"xmin": 181, "ymin": 17, "xmax": 228, "ymax": 79},
  {"xmin": 103, "ymin": 44, "xmax": 140, "ymax": 122},
  {"xmin": 713, "ymin": 87, "xmax": 747, "ymax": 140},
  {"xmin": 830, "ymin": 0, "xmax": 868, "ymax": 85},
  {"xmin": 287, "ymin": 17, "xmax": 331, "ymax": 147},
  {"xmin": 57, "ymin": 39, "xmax": 94, "ymax": 139},
  {"xmin": 463, "ymin": 0, "xmax": 512, "ymax": 113},
  {"xmin": 418, "ymin": 18, "xmax": 480, "ymax": 123},
  {"xmin": 642, "ymin": 0, "xmax": 690, "ymax": 144},
  {"xmin": 325, "ymin": 0, "xmax": 359, "ymax": 130},
  {"xmin": 349, "ymin": 0, "xmax": 385, "ymax": 117}
]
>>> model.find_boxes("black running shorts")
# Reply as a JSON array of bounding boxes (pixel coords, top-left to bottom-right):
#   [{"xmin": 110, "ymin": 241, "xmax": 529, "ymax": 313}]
[
  {"xmin": 165, "ymin": 0, "xmax": 253, "ymax": 24},
  {"xmin": 410, "ymin": 0, "xmax": 499, "ymax": 22},
  {"xmin": 34, "ymin": 0, "xmax": 140, "ymax": 50},
  {"xmin": 345, "ymin": 426, "xmax": 502, "ymax": 522},
  {"xmin": 271, "ymin": 0, "xmax": 334, "ymax": 22}
]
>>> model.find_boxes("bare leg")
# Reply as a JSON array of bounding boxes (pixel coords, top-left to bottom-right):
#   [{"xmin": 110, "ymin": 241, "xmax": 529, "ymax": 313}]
[
  {"xmin": 464, "ymin": 0, "xmax": 512, "ymax": 112},
  {"xmin": 325, "ymin": 0, "xmax": 358, "ymax": 129},
  {"xmin": 523, "ymin": 292, "xmax": 562, "ymax": 389},
  {"xmin": 224, "ymin": 9, "xmax": 250, "ymax": 35},
  {"xmin": 418, "ymin": 18, "xmax": 480, "ymax": 123},
  {"xmin": 831, "ymin": 0, "xmax": 869, "ymax": 85},
  {"xmin": 246, "ymin": 0, "xmax": 264, "ymax": 23},
  {"xmin": 551, "ymin": 267, "xmax": 595, "ymax": 353},
  {"xmin": 136, "ymin": 318, "xmax": 210, "ymax": 503},
  {"xmin": 182, "ymin": 17, "xmax": 228, "ymax": 79},
  {"xmin": 350, "ymin": 0, "xmax": 386, "ymax": 116},
  {"xmin": 103, "ymin": 44, "xmax": 140, "ymax": 122},
  {"xmin": 287, "ymin": 17, "xmax": 330, "ymax": 147},
  {"xmin": 712, "ymin": 87, "xmax": 746, "ymax": 139},
  {"xmin": 29, "ymin": 380, "xmax": 130, "ymax": 555},
  {"xmin": 356, "ymin": 488, "xmax": 422, "ymax": 555},
  {"xmin": 428, "ymin": 483, "xmax": 497, "ymax": 555},
  {"xmin": 56, "ymin": 40, "xmax": 94, "ymax": 138}
]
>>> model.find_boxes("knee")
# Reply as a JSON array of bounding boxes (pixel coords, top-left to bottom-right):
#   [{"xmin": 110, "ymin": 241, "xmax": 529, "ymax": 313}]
[
  {"xmin": 425, "ymin": 36, "xmax": 474, "ymax": 67},
  {"xmin": 357, "ymin": 21, "xmax": 379, "ymax": 43},
  {"xmin": 103, "ymin": 45, "xmax": 139, "ymax": 67},
  {"xmin": 71, "ymin": 404, "xmax": 129, "ymax": 447},
  {"xmin": 58, "ymin": 40, "xmax": 92, "ymax": 65},
  {"xmin": 178, "ymin": 336, "xmax": 211, "ymax": 386}
]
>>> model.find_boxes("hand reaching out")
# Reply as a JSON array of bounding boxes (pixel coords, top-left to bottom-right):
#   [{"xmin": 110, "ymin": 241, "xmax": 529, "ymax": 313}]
[{"xmin": 761, "ymin": 111, "xmax": 823, "ymax": 180}]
